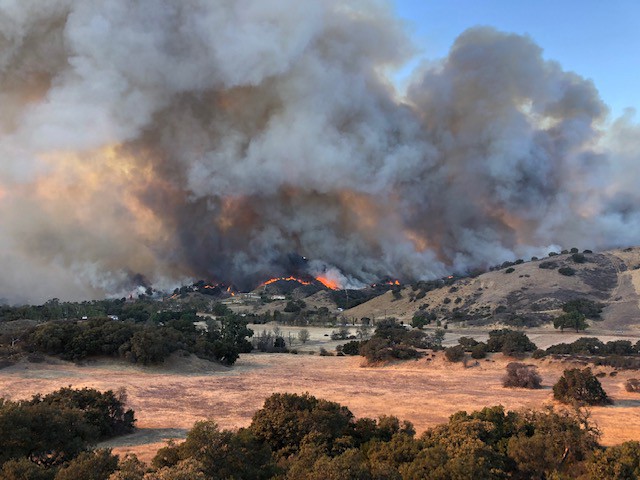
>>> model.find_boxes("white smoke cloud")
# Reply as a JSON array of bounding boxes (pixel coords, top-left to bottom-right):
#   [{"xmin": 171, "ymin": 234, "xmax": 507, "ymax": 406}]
[{"xmin": 0, "ymin": 1, "xmax": 638, "ymax": 303}]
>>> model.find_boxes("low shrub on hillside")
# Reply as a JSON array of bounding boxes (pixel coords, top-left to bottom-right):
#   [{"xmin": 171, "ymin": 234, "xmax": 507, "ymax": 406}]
[{"xmin": 558, "ymin": 266, "xmax": 576, "ymax": 276}]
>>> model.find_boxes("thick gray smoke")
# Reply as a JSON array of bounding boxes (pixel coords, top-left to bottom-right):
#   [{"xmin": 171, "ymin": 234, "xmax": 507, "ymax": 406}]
[{"xmin": 0, "ymin": 0, "xmax": 638, "ymax": 303}]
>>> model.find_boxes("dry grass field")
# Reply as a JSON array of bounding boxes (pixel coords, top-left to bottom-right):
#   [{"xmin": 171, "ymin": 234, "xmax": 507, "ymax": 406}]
[{"xmin": 1, "ymin": 349, "xmax": 639, "ymax": 464}]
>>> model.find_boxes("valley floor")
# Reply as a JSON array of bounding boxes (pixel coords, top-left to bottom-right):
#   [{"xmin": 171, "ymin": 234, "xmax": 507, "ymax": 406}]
[{"xmin": 1, "ymin": 350, "xmax": 639, "ymax": 463}]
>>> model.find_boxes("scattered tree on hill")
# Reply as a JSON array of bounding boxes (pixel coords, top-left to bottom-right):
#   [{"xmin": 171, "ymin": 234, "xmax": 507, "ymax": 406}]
[
  {"xmin": 553, "ymin": 368, "xmax": 611, "ymax": 406},
  {"xmin": 562, "ymin": 299, "xmax": 604, "ymax": 319},
  {"xmin": 503, "ymin": 362, "xmax": 542, "ymax": 389},
  {"xmin": 572, "ymin": 253, "xmax": 586, "ymax": 263},
  {"xmin": 554, "ymin": 311, "xmax": 588, "ymax": 333},
  {"xmin": 558, "ymin": 266, "xmax": 576, "ymax": 276},
  {"xmin": 410, "ymin": 310, "xmax": 434, "ymax": 329}
]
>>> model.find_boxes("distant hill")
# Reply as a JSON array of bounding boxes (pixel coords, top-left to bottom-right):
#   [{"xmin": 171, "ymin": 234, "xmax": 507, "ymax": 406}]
[{"xmin": 344, "ymin": 247, "xmax": 640, "ymax": 331}]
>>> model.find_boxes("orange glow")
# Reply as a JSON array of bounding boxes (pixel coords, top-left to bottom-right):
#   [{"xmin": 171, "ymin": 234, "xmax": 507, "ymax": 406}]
[
  {"xmin": 261, "ymin": 276, "xmax": 312, "ymax": 287},
  {"xmin": 316, "ymin": 276, "xmax": 340, "ymax": 290},
  {"xmin": 386, "ymin": 280, "xmax": 400, "ymax": 286}
]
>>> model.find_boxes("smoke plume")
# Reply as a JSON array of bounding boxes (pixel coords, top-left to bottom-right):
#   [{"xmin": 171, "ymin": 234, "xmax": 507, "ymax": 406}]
[{"xmin": 1, "ymin": 0, "xmax": 638, "ymax": 302}]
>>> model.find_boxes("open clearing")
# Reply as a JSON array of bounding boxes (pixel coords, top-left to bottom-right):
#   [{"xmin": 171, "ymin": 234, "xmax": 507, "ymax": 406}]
[{"xmin": 1, "ymin": 348, "xmax": 640, "ymax": 463}]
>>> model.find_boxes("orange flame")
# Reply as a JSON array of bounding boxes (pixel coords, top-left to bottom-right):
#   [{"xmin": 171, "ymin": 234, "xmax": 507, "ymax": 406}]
[
  {"xmin": 261, "ymin": 276, "xmax": 312, "ymax": 287},
  {"xmin": 316, "ymin": 276, "xmax": 340, "ymax": 290}
]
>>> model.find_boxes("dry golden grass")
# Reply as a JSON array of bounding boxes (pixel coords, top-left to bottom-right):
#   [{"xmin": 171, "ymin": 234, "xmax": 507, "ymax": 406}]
[{"xmin": 1, "ymin": 351, "xmax": 639, "ymax": 463}]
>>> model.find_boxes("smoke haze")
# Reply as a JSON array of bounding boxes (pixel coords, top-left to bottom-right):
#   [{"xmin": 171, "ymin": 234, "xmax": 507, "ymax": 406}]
[{"xmin": 1, "ymin": 0, "xmax": 639, "ymax": 303}]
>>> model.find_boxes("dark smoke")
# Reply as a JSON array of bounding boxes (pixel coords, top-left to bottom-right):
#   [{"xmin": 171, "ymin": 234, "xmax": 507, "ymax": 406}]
[{"xmin": 0, "ymin": 1, "xmax": 638, "ymax": 302}]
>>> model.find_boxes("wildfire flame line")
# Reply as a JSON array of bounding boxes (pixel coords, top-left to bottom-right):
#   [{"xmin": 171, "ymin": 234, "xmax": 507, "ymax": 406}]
[
  {"xmin": 260, "ymin": 276, "xmax": 312, "ymax": 287},
  {"xmin": 315, "ymin": 276, "xmax": 340, "ymax": 290}
]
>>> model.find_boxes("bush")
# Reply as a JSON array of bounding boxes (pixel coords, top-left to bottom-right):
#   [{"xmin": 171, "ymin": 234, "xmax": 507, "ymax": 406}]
[
  {"xmin": 503, "ymin": 362, "xmax": 542, "ymax": 389},
  {"xmin": 330, "ymin": 327, "xmax": 351, "ymax": 340},
  {"xmin": 538, "ymin": 261, "xmax": 557, "ymax": 269},
  {"xmin": 359, "ymin": 337, "xmax": 420, "ymax": 364},
  {"xmin": 532, "ymin": 349, "xmax": 546, "ymax": 359},
  {"xmin": 625, "ymin": 379, "xmax": 640, "ymax": 393},
  {"xmin": 504, "ymin": 267, "xmax": 515, "ymax": 274},
  {"xmin": 486, "ymin": 329, "xmax": 537, "ymax": 355},
  {"xmin": 470, "ymin": 342, "xmax": 488, "ymax": 359},
  {"xmin": 444, "ymin": 345, "xmax": 466, "ymax": 362},
  {"xmin": 553, "ymin": 368, "xmax": 611, "ymax": 405},
  {"xmin": 558, "ymin": 267, "xmax": 576, "ymax": 276},
  {"xmin": 571, "ymin": 253, "xmax": 586, "ymax": 263},
  {"xmin": 339, "ymin": 340, "xmax": 362, "ymax": 356},
  {"xmin": 458, "ymin": 336, "xmax": 479, "ymax": 351},
  {"xmin": 546, "ymin": 337, "xmax": 605, "ymax": 355}
]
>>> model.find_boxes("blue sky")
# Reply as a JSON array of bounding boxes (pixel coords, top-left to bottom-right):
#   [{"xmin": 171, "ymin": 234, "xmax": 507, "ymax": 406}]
[{"xmin": 393, "ymin": 0, "xmax": 639, "ymax": 121}]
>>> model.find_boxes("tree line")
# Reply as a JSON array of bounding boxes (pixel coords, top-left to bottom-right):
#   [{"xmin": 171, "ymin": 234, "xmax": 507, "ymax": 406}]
[
  {"xmin": 0, "ymin": 387, "xmax": 134, "ymax": 478},
  {"xmin": 4, "ymin": 311, "xmax": 253, "ymax": 366},
  {"xmin": 3, "ymin": 390, "xmax": 638, "ymax": 479}
]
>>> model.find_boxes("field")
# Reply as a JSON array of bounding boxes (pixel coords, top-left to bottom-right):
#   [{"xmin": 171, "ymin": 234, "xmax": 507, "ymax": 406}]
[{"xmin": 1, "ymin": 334, "xmax": 640, "ymax": 464}]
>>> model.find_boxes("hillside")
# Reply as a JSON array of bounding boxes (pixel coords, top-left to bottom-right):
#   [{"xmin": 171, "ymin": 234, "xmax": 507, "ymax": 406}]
[{"xmin": 344, "ymin": 247, "xmax": 640, "ymax": 331}]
